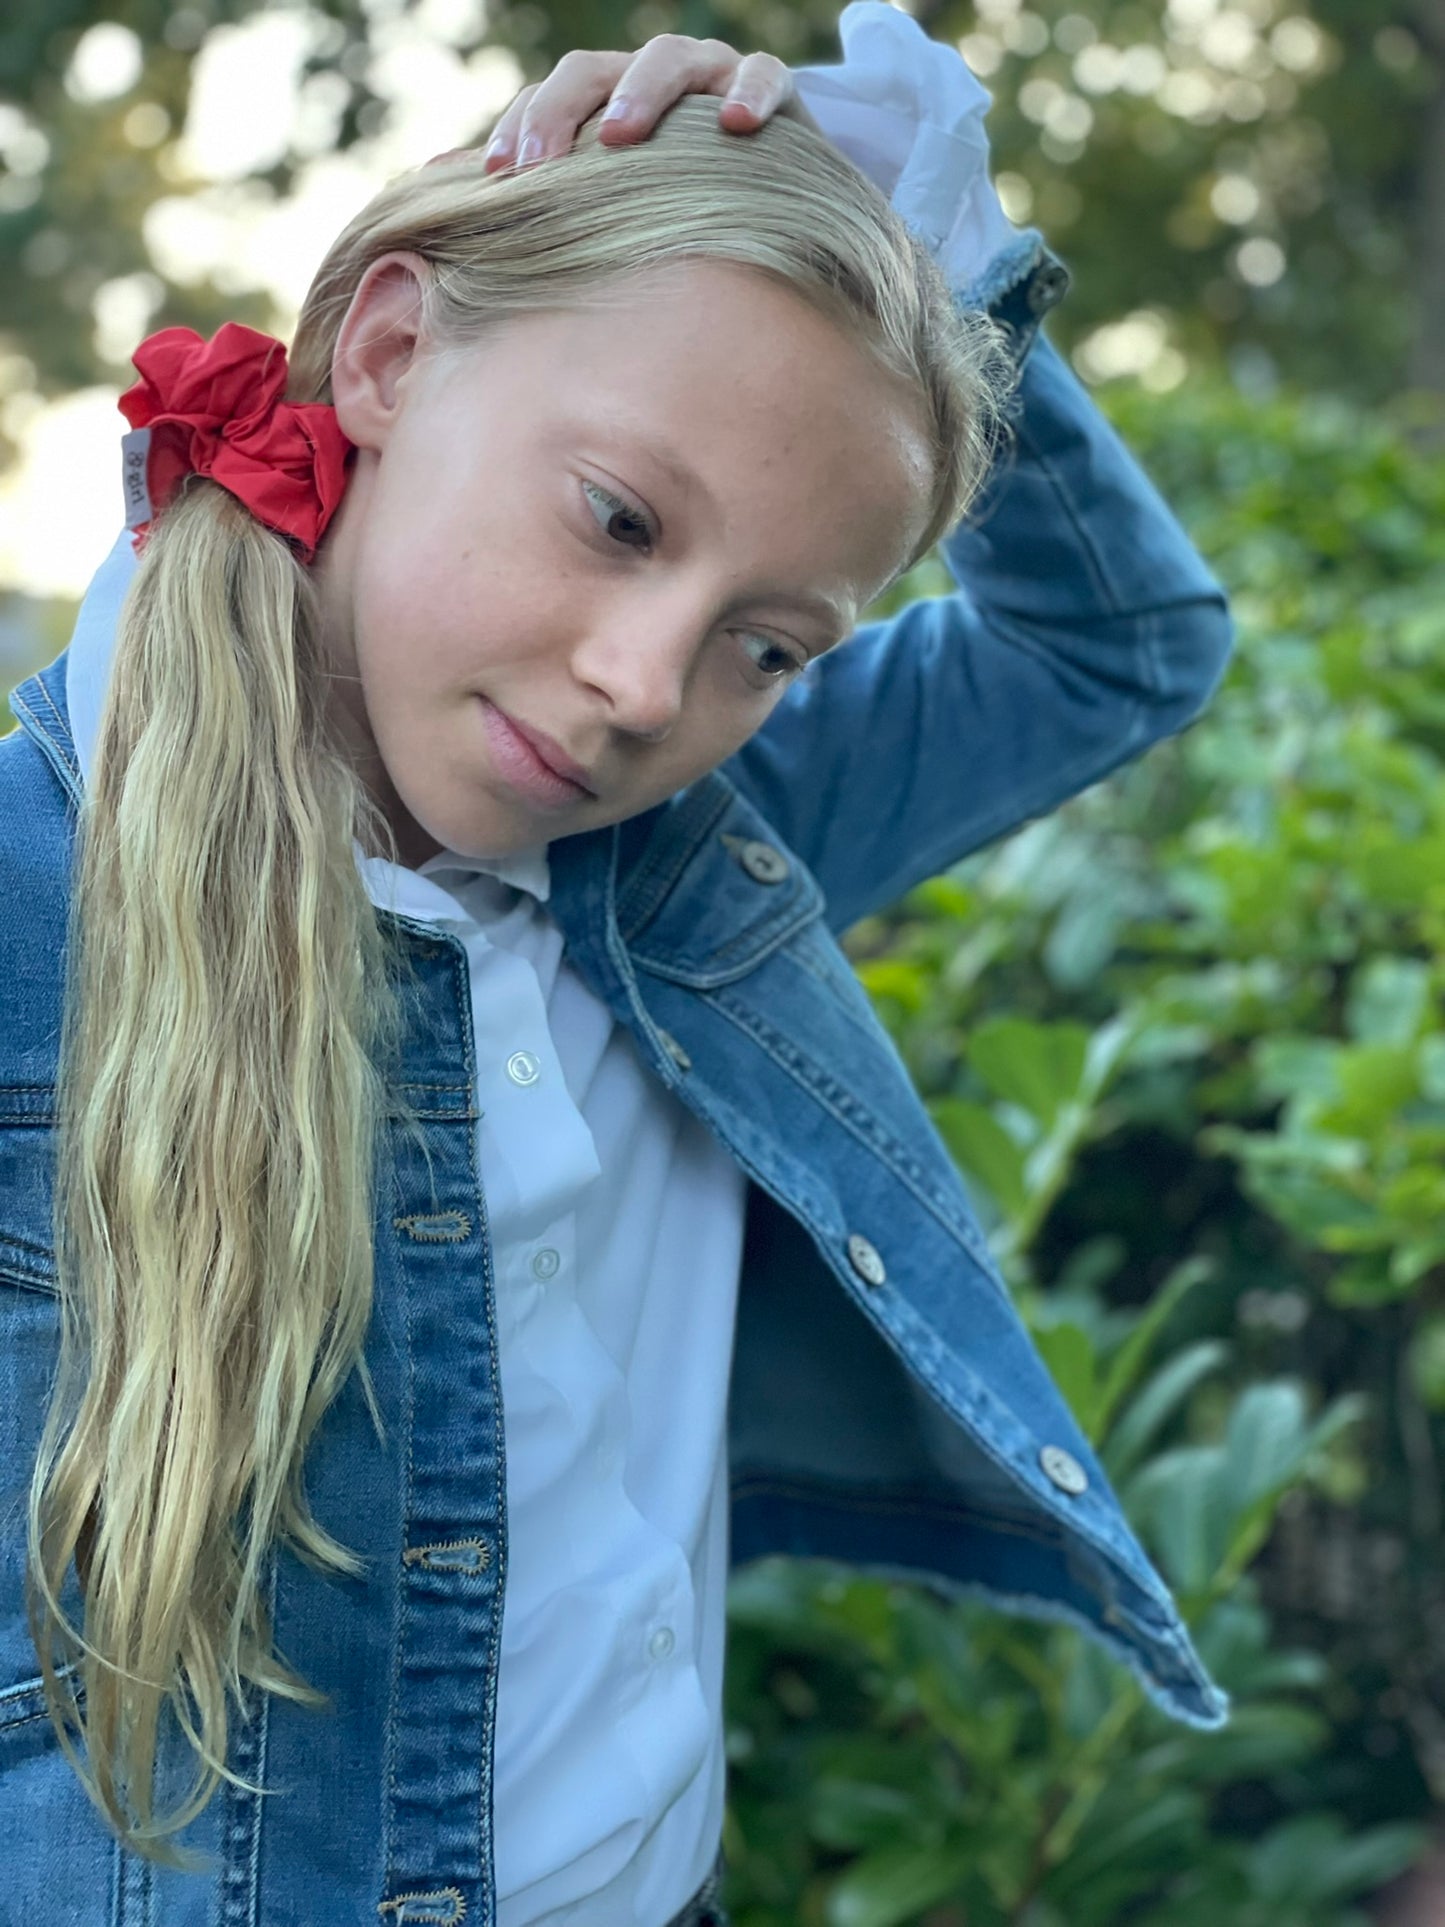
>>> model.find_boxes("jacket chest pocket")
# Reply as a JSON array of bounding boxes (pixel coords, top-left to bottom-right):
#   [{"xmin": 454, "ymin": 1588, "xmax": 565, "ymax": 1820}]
[
  {"xmin": 620, "ymin": 778, "xmax": 826, "ymax": 990},
  {"xmin": 0, "ymin": 1118, "xmax": 71, "ymax": 1730}
]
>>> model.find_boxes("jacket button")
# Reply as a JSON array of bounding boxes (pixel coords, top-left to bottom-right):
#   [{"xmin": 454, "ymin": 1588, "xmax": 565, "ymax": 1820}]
[
  {"xmin": 846, "ymin": 1233, "xmax": 887, "ymax": 1288},
  {"xmin": 738, "ymin": 840, "xmax": 789, "ymax": 885},
  {"xmin": 658, "ymin": 1029, "xmax": 692, "ymax": 1072},
  {"xmin": 1028, "ymin": 261, "xmax": 1070, "ymax": 315},
  {"xmin": 1040, "ymin": 1444, "xmax": 1088, "ymax": 1496}
]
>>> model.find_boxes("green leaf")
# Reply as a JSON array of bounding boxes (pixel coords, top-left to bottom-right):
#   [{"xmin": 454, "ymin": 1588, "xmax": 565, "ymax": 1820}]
[
  {"xmin": 1033, "ymin": 1320, "xmax": 1099, "ymax": 1435},
  {"xmin": 807, "ymin": 1778, "xmax": 935, "ymax": 1855},
  {"xmin": 930, "ymin": 1098, "xmax": 1028, "ymax": 1218},
  {"xmin": 1239, "ymin": 1166, "xmax": 1381, "ymax": 1250},
  {"xmin": 1248, "ymin": 1815, "xmax": 1427, "ymax": 1904},
  {"xmin": 1252, "ymin": 1035, "xmax": 1342, "ymax": 1104},
  {"xmin": 1391, "ymin": 1232, "xmax": 1445, "ymax": 1291},
  {"xmin": 1091, "ymin": 1255, "xmax": 1214, "ymax": 1445},
  {"xmin": 1316, "ymin": 1043, "xmax": 1419, "ymax": 1137},
  {"xmin": 1345, "ymin": 956, "xmax": 1433, "ymax": 1045},
  {"xmin": 1129, "ymin": 1443, "xmax": 1223, "ymax": 1595},
  {"xmin": 1044, "ymin": 1789, "xmax": 1200, "ymax": 1902},
  {"xmin": 1420, "ymin": 1034, "xmax": 1445, "ymax": 1101},
  {"xmin": 1408, "ymin": 1314, "xmax": 1445, "ymax": 1410},
  {"xmin": 1135, "ymin": 1703, "xmax": 1326, "ymax": 1783},
  {"xmin": 1326, "ymin": 1254, "xmax": 1415, "ymax": 1308},
  {"xmin": 1106, "ymin": 1341, "xmax": 1229, "ymax": 1483},
  {"xmin": 824, "ymin": 1842, "xmax": 977, "ymax": 1927},
  {"xmin": 967, "ymin": 1017, "xmax": 1091, "ymax": 1129},
  {"xmin": 1218, "ymin": 1390, "xmax": 1368, "ymax": 1585},
  {"xmin": 1298, "ymin": 1823, "xmax": 1429, "ymax": 1900},
  {"xmin": 905, "ymin": 875, "xmax": 974, "ymax": 919},
  {"xmin": 855, "ymin": 958, "xmax": 929, "ymax": 1014},
  {"xmin": 1221, "ymin": 1381, "xmax": 1309, "ymax": 1514}
]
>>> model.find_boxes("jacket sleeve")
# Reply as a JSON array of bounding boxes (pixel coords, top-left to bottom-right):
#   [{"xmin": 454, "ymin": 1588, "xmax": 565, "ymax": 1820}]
[{"xmin": 723, "ymin": 324, "xmax": 1235, "ymax": 937}]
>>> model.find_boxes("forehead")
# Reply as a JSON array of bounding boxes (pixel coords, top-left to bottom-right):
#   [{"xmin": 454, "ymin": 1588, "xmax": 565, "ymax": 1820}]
[{"xmin": 437, "ymin": 259, "xmax": 933, "ymax": 599}]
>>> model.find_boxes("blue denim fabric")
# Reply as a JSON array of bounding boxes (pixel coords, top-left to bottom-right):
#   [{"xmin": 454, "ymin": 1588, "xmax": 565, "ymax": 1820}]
[{"xmin": 0, "ymin": 251, "xmax": 1235, "ymax": 1921}]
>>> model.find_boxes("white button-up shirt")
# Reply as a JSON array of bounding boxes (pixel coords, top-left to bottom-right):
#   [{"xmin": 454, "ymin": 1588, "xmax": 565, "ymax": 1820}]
[
  {"xmin": 65, "ymin": 6, "xmax": 1014, "ymax": 1917},
  {"xmin": 362, "ymin": 854, "xmax": 748, "ymax": 1927}
]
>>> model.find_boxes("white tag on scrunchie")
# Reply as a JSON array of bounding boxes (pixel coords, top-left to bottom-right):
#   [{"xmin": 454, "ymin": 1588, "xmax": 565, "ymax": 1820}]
[{"xmin": 120, "ymin": 425, "xmax": 153, "ymax": 529}]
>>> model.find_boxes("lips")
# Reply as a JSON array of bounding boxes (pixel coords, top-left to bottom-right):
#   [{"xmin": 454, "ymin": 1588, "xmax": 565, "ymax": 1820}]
[
  {"xmin": 498, "ymin": 707, "xmax": 598, "ymax": 793},
  {"xmin": 477, "ymin": 697, "xmax": 599, "ymax": 812}
]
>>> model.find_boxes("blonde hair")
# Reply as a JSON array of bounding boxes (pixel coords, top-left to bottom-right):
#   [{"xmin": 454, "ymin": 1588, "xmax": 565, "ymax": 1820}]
[{"xmin": 26, "ymin": 94, "xmax": 1015, "ymax": 1862}]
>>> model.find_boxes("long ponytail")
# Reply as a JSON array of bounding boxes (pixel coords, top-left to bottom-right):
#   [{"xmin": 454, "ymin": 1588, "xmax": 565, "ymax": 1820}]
[{"xmin": 29, "ymin": 480, "xmax": 422, "ymax": 1857}]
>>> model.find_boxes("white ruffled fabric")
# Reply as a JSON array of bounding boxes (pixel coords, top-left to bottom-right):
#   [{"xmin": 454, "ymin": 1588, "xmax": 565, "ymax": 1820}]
[{"xmin": 792, "ymin": 0, "xmax": 1017, "ymax": 291}]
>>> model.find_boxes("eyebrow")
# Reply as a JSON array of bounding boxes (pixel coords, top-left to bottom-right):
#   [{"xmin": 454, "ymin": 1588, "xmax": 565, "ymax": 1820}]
[{"xmin": 617, "ymin": 428, "xmax": 856, "ymax": 640}]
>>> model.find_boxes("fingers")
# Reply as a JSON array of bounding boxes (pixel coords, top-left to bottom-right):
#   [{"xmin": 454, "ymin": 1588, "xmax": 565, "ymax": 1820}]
[
  {"xmin": 480, "ymin": 79, "xmax": 544, "ymax": 173},
  {"xmin": 499, "ymin": 49, "xmax": 629, "ymax": 168},
  {"xmin": 717, "ymin": 51, "xmax": 797, "ymax": 126},
  {"xmin": 596, "ymin": 41, "xmax": 796, "ymax": 142},
  {"xmin": 477, "ymin": 37, "xmax": 801, "ymax": 174},
  {"xmin": 482, "ymin": 48, "xmax": 631, "ymax": 171},
  {"xmin": 594, "ymin": 35, "xmax": 757, "ymax": 136}
]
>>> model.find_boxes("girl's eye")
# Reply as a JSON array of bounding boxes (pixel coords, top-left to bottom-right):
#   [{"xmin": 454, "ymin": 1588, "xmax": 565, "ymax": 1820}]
[
  {"xmin": 579, "ymin": 478, "xmax": 809, "ymax": 690},
  {"xmin": 738, "ymin": 632, "xmax": 809, "ymax": 686},
  {"xmin": 581, "ymin": 478, "xmax": 655, "ymax": 552}
]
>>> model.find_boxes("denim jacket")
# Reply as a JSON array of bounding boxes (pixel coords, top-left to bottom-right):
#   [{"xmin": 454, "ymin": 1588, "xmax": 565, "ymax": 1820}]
[{"xmin": 0, "ymin": 251, "xmax": 1234, "ymax": 1922}]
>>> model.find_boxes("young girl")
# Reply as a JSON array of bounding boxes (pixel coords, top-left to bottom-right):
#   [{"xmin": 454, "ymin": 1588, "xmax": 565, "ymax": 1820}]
[{"xmin": 0, "ymin": 5, "xmax": 1233, "ymax": 1921}]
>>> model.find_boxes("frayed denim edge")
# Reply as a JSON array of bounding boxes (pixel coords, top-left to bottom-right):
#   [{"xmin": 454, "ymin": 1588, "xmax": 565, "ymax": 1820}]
[{"xmin": 766, "ymin": 1553, "xmax": 1233, "ymax": 1733}]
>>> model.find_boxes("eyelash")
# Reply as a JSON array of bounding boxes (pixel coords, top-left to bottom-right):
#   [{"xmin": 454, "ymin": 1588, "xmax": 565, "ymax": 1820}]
[{"xmin": 579, "ymin": 479, "xmax": 810, "ymax": 687}]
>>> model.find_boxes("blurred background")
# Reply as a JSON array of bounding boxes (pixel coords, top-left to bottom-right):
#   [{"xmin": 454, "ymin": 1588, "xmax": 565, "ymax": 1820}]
[{"xmin": 4, "ymin": 2, "xmax": 1445, "ymax": 1922}]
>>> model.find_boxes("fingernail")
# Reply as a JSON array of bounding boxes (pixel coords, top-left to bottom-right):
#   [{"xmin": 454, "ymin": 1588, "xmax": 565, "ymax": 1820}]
[
  {"xmin": 517, "ymin": 132, "xmax": 544, "ymax": 166},
  {"xmin": 483, "ymin": 134, "xmax": 508, "ymax": 160},
  {"xmin": 600, "ymin": 95, "xmax": 634, "ymax": 123}
]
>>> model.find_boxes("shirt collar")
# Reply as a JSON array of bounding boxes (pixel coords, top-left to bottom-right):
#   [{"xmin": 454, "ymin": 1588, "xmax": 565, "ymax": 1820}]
[{"xmin": 66, "ymin": 527, "xmax": 552, "ymax": 908}]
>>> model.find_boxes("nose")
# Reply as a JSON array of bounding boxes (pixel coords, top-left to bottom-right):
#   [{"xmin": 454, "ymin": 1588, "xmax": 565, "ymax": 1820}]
[{"xmin": 569, "ymin": 616, "xmax": 692, "ymax": 744}]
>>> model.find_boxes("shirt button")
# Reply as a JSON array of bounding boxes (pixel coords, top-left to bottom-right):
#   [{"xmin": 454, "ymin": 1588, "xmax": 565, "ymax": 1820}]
[
  {"xmin": 846, "ymin": 1233, "xmax": 887, "ymax": 1288},
  {"xmin": 531, "ymin": 1247, "xmax": 561, "ymax": 1281},
  {"xmin": 647, "ymin": 1626, "xmax": 675, "ymax": 1661},
  {"xmin": 506, "ymin": 1050, "xmax": 541, "ymax": 1086},
  {"xmin": 738, "ymin": 839, "xmax": 789, "ymax": 885},
  {"xmin": 1040, "ymin": 1444, "xmax": 1089, "ymax": 1496}
]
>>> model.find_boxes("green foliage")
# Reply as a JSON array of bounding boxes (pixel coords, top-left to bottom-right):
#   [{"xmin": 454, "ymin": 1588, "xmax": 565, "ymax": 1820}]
[
  {"xmin": 1047, "ymin": 375, "xmax": 1445, "ymax": 1320},
  {"xmin": 930, "ymin": 0, "xmax": 1442, "ymax": 404},
  {"xmin": 720, "ymin": 377, "xmax": 1444, "ymax": 1918},
  {"xmin": 723, "ymin": 1293, "xmax": 1414, "ymax": 1925}
]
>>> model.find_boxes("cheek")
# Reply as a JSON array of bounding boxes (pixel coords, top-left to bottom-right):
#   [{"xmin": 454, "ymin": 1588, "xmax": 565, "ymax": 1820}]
[
  {"xmin": 351, "ymin": 535, "xmax": 555, "ymax": 720},
  {"xmin": 350, "ymin": 486, "xmax": 475, "ymax": 664}
]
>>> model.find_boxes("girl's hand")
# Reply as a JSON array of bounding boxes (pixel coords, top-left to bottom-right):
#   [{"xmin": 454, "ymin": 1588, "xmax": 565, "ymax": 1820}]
[{"xmin": 430, "ymin": 34, "xmax": 824, "ymax": 175}]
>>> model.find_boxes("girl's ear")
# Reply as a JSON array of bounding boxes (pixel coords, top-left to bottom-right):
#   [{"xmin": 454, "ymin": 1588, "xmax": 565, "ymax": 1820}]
[{"xmin": 329, "ymin": 251, "xmax": 433, "ymax": 454}]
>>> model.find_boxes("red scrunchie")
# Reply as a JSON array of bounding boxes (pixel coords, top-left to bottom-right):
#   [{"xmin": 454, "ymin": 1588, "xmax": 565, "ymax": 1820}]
[{"xmin": 118, "ymin": 322, "xmax": 355, "ymax": 564}]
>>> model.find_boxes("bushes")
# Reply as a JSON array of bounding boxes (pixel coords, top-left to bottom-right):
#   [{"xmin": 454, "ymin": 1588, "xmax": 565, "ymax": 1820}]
[{"xmin": 720, "ymin": 375, "xmax": 1445, "ymax": 1921}]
